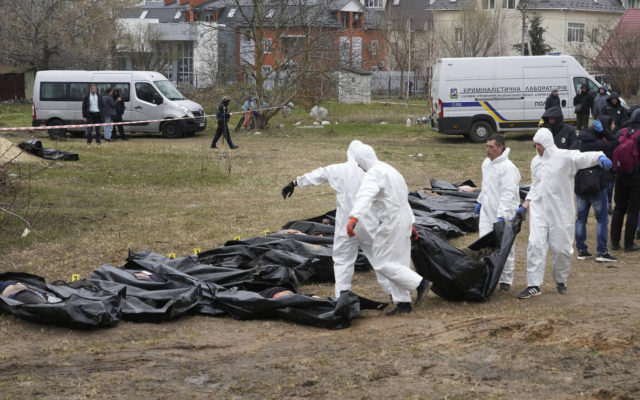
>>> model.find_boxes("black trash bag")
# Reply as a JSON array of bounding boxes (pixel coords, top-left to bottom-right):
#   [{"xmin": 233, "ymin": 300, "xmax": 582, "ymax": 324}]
[
  {"xmin": 411, "ymin": 217, "xmax": 521, "ymax": 302},
  {"xmin": 212, "ymin": 288, "xmax": 387, "ymax": 330},
  {"xmin": 427, "ymin": 179, "xmax": 479, "ymax": 199},
  {"xmin": 409, "ymin": 191, "xmax": 478, "ymax": 233},
  {"xmin": 519, "ymin": 185, "xmax": 530, "ymax": 202},
  {"xmin": 280, "ymin": 220, "xmax": 335, "ymax": 237},
  {"xmin": 18, "ymin": 139, "xmax": 79, "ymax": 161},
  {"xmin": 0, "ymin": 272, "xmax": 123, "ymax": 328},
  {"xmin": 413, "ymin": 210, "xmax": 466, "ymax": 239}
]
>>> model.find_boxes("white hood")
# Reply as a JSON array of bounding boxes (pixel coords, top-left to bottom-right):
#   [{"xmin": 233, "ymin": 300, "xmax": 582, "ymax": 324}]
[{"xmin": 354, "ymin": 144, "xmax": 379, "ymax": 171}]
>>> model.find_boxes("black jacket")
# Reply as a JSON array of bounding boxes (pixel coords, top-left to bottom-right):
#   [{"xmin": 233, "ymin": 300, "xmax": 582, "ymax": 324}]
[
  {"xmin": 113, "ymin": 95, "xmax": 125, "ymax": 116},
  {"xmin": 574, "ymin": 116, "xmax": 619, "ymax": 194},
  {"xmin": 216, "ymin": 102, "xmax": 230, "ymax": 124},
  {"xmin": 542, "ymin": 106, "xmax": 577, "ymax": 149},
  {"xmin": 573, "ymin": 89, "xmax": 593, "ymax": 115},
  {"xmin": 544, "ymin": 94, "xmax": 560, "ymax": 110},
  {"xmin": 82, "ymin": 92, "xmax": 104, "ymax": 118},
  {"xmin": 604, "ymin": 92, "xmax": 628, "ymax": 131}
]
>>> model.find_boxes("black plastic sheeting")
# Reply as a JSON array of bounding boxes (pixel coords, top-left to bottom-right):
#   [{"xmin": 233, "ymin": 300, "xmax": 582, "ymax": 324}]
[
  {"xmin": 411, "ymin": 217, "xmax": 522, "ymax": 302},
  {"xmin": 18, "ymin": 139, "xmax": 79, "ymax": 161},
  {"xmin": 1, "ymin": 179, "xmax": 515, "ymax": 329}
]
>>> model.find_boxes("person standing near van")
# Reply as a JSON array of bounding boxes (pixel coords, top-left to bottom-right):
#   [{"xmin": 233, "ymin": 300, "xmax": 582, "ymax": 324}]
[
  {"xmin": 604, "ymin": 92, "xmax": 628, "ymax": 132},
  {"xmin": 541, "ymin": 106, "xmax": 576, "ymax": 149},
  {"xmin": 592, "ymin": 87, "xmax": 609, "ymax": 118},
  {"xmin": 112, "ymin": 89, "xmax": 128, "ymax": 141},
  {"xmin": 82, "ymin": 84, "xmax": 103, "ymax": 146},
  {"xmin": 102, "ymin": 88, "xmax": 117, "ymax": 142},
  {"xmin": 573, "ymin": 84, "xmax": 593, "ymax": 131},
  {"xmin": 211, "ymin": 96, "xmax": 238, "ymax": 149},
  {"xmin": 544, "ymin": 89, "xmax": 560, "ymax": 110}
]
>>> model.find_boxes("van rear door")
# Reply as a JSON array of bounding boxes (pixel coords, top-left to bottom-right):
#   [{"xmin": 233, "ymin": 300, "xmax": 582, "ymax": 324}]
[{"xmin": 523, "ymin": 66, "xmax": 570, "ymax": 124}]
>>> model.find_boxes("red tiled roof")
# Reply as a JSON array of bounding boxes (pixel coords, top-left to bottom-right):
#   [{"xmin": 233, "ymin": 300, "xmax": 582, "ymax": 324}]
[{"xmin": 596, "ymin": 9, "xmax": 640, "ymax": 68}]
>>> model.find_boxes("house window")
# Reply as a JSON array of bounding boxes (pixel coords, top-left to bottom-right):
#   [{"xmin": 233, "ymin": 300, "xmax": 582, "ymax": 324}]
[
  {"xmin": 266, "ymin": 9, "xmax": 275, "ymax": 18},
  {"xmin": 203, "ymin": 13, "xmax": 215, "ymax": 22},
  {"xmin": 502, "ymin": 0, "xmax": 517, "ymax": 8},
  {"xmin": 591, "ymin": 28, "xmax": 599, "ymax": 43},
  {"xmin": 341, "ymin": 13, "xmax": 348, "ymax": 27},
  {"xmin": 282, "ymin": 36, "xmax": 304, "ymax": 58},
  {"xmin": 177, "ymin": 42, "xmax": 194, "ymax": 84},
  {"xmin": 455, "ymin": 27, "xmax": 463, "ymax": 43},
  {"xmin": 369, "ymin": 40, "xmax": 378, "ymax": 56},
  {"xmin": 228, "ymin": 8, "xmax": 236, "ymax": 18},
  {"xmin": 353, "ymin": 12, "xmax": 362, "ymax": 28},
  {"xmin": 366, "ymin": 0, "xmax": 383, "ymax": 8},
  {"xmin": 482, "ymin": 0, "xmax": 495, "ymax": 9},
  {"xmin": 262, "ymin": 38, "xmax": 272, "ymax": 54},
  {"xmin": 262, "ymin": 65, "xmax": 272, "ymax": 76},
  {"xmin": 568, "ymin": 22, "xmax": 585, "ymax": 43}
]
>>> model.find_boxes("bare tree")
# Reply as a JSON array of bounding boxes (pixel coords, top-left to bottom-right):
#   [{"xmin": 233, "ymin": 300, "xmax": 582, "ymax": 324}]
[
  {"xmin": 583, "ymin": 17, "xmax": 640, "ymax": 97},
  {"xmin": 116, "ymin": 21, "xmax": 180, "ymax": 73},
  {"xmin": 436, "ymin": 3, "xmax": 506, "ymax": 58},
  {"xmin": 0, "ymin": 0, "xmax": 132, "ymax": 71},
  {"xmin": 205, "ymin": 0, "xmax": 348, "ymax": 128}
]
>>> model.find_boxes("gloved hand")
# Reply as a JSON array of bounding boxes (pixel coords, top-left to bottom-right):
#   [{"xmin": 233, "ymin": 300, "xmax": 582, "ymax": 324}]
[
  {"xmin": 497, "ymin": 217, "xmax": 504, "ymax": 222},
  {"xmin": 411, "ymin": 225, "xmax": 419, "ymax": 241},
  {"xmin": 347, "ymin": 217, "xmax": 358, "ymax": 238},
  {"xmin": 599, "ymin": 155, "xmax": 612, "ymax": 170},
  {"xmin": 515, "ymin": 206, "xmax": 527, "ymax": 221},
  {"xmin": 474, "ymin": 203, "xmax": 482, "ymax": 216},
  {"xmin": 281, "ymin": 181, "xmax": 296, "ymax": 199},
  {"xmin": 592, "ymin": 119, "xmax": 603, "ymax": 133}
]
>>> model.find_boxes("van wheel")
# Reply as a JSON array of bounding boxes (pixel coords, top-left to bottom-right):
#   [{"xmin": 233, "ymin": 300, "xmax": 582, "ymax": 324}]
[
  {"xmin": 469, "ymin": 121, "xmax": 493, "ymax": 143},
  {"xmin": 162, "ymin": 121, "xmax": 182, "ymax": 138},
  {"xmin": 47, "ymin": 118, "xmax": 67, "ymax": 140}
]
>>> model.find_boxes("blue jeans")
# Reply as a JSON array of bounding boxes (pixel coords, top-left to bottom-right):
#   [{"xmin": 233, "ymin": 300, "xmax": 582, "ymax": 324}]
[
  {"xmin": 104, "ymin": 115, "xmax": 113, "ymax": 140},
  {"xmin": 575, "ymin": 189, "xmax": 609, "ymax": 254}
]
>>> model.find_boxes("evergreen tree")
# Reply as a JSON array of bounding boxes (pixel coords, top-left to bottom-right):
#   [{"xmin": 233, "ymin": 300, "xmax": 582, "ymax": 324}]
[{"xmin": 513, "ymin": 12, "xmax": 553, "ymax": 55}]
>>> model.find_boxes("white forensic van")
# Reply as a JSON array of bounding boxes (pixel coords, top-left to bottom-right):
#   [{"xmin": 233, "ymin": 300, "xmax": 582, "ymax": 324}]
[
  {"xmin": 430, "ymin": 55, "xmax": 605, "ymax": 142},
  {"xmin": 32, "ymin": 71, "xmax": 206, "ymax": 139}
]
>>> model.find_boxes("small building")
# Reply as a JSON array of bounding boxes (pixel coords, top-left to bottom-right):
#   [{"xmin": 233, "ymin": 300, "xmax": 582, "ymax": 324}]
[
  {"xmin": 0, "ymin": 65, "xmax": 35, "ymax": 101},
  {"xmin": 337, "ymin": 68, "xmax": 372, "ymax": 103}
]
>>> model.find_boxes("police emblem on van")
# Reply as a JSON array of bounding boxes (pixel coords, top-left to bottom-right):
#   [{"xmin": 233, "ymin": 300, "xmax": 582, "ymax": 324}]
[{"xmin": 449, "ymin": 88, "xmax": 458, "ymax": 99}]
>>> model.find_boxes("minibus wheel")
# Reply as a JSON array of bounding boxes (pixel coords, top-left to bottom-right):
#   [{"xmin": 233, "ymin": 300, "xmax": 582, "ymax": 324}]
[
  {"xmin": 162, "ymin": 121, "xmax": 182, "ymax": 138},
  {"xmin": 469, "ymin": 121, "xmax": 493, "ymax": 143},
  {"xmin": 47, "ymin": 118, "xmax": 67, "ymax": 140}
]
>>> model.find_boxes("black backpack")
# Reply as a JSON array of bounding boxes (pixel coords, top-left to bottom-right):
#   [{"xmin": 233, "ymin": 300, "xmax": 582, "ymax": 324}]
[{"xmin": 575, "ymin": 167, "xmax": 605, "ymax": 196}]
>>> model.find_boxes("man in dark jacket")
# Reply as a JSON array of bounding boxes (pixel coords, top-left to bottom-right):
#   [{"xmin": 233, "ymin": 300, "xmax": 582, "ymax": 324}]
[
  {"xmin": 574, "ymin": 115, "xmax": 619, "ymax": 262},
  {"xmin": 541, "ymin": 106, "xmax": 577, "ymax": 149},
  {"xmin": 102, "ymin": 88, "xmax": 117, "ymax": 142},
  {"xmin": 573, "ymin": 83, "xmax": 593, "ymax": 131},
  {"xmin": 592, "ymin": 87, "xmax": 608, "ymax": 118},
  {"xmin": 610, "ymin": 108, "xmax": 640, "ymax": 252},
  {"xmin": 112, "ymin": 89, "xmax": 128, "ymax": 141},
  {"xmin": 211, "ymin": 96, "xmax": 238, "ymax": 149},
  {"xmin": 82, "ymin": 84, "xmax": 103, "ymax": 145},
  {"xmin": 604, "ymin": 92, "xmax": 628, "ymax": 132},
  {"xmin": 545, "ymin": 89, "xmax": 561, "ymax": 110}
]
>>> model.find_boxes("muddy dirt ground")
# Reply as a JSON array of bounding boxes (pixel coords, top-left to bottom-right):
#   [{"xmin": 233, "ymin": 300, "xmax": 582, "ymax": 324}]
[{"xmin": 2, "ymin": 247, "xmax": 639, "ymax": 400}]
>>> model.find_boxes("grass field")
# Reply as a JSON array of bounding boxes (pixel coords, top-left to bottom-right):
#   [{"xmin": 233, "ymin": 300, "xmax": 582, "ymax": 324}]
[{"xmin": 1, "ymin": 102, "xmax": 639, "ymax": 399}]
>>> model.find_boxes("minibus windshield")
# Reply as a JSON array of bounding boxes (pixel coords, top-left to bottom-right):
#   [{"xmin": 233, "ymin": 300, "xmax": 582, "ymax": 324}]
[{"xmin": 154, "ymin": 80, "xmax": 185, "ymax": 100}]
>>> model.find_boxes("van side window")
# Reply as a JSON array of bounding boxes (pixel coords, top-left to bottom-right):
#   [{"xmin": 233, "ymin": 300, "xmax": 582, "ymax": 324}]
[
  {"xmin": 135, "ymin": 82, "xmax": 160, "ymax": 104},
  {"xmin": 111, "ymin": 83, "xmax": 130, "ymax": 102},
  {"xmin": 69, "ymin": 83, "xmax": 89, "ymax": 101},
  {"xmin": 573, "ymin": 77, "xmax": 599, "ymax": 95},
  {"xmin": 40, "ymin": 83, "xmax": 67, "ymax": 101}
]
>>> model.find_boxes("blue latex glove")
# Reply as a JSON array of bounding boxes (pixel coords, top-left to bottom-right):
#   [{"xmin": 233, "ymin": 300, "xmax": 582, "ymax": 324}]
[
  {"xmin": 599, "ymin": 155, "xmax": 612, "ymax": 170},
  {"xmin": 515, "ymin": 206, "xmax": 527, "ymax": 221},
  {"xmin": 592, "ymin": 119, "xmax": 603, "ymax": 133},
  {"xmin": 474, "ymin": 203, "xmax": 482, "ymax": 216},
  {"xmin": 497, "ymin": 217, "xmax": 504, "ymax": 222}
]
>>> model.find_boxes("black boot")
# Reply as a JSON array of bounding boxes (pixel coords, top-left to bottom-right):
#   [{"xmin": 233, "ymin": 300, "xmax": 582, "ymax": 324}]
[
  {"xmin": 386, "ymin": 302, "xmax": 413, "ymax": 316},
  {"xmin": 414, "ymin": 278, "xmax": 432, "ymax": 306}
]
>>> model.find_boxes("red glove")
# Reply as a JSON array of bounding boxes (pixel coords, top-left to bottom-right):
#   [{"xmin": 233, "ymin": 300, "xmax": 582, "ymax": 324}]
[
  {"xmin": 411, "ymin": 225, "xmax": 419, "ymax": 241},
  {"xmin": 347, "ymin": 217, "xmax": 358, "ymax": 238}
]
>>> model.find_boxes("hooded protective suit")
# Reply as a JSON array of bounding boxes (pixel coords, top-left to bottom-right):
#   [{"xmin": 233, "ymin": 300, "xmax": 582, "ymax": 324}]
[
  {"xmin": 477, "ymin": 148, "xmax": 521, "ymax": 285},
  {"xmin": 526, "ymin": 128, "xmax": 604, "ymax": 287},
  {"xmin": 296, "ymin": 140, "xmax": 393, "ymax": 298},
  {"xmin": 350, "ymin": 144, "xmax": 423, "ymax": 303}
]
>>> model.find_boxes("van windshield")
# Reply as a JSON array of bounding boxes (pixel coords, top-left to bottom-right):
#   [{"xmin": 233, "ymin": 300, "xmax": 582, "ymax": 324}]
[{"xmin": 154, "ymin": 80, "xmax": 185, "ymax": 100}]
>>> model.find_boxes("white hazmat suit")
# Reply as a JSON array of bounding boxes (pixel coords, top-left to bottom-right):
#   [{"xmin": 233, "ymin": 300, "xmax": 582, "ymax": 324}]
[
  {"xmin": 525, "ymin": 128, "xmax": 604, "ymax": 288},
  {"xmin": 349, "ymin": 144, "xmax": 423, "ymax": 303},
  {"xmin": 295, "ymin": 140, "xmax": 394, "ymax": 298},
  {"xmin": 477, "ymin": 148, "xmax": 521, "ymax": 285}
]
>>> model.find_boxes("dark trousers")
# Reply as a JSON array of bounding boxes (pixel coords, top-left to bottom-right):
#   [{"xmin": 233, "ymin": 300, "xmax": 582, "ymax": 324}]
[
  {"xmin": 86, "ymin": 112, "xmax": 102, "ymax": 143},
  {"xmin": 211, "ymin": 122, "xmax": 234, "ymax": 148},
  {"xmin": 576, "ymin": 112, "xmax": 590, "ymax": 131},
  {"xmin": 610, "ymin": 174, "xmax": 640, "ymax": 248},
  {"xmin": 113, "ymin": 114, "xmax": 126, "ymax": 140}
]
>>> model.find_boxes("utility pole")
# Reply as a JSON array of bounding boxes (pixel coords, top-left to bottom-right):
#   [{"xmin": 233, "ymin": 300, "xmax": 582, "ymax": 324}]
[{"xmin": 517, "ymin": 0, "xmax": 528, "ymax": 55}]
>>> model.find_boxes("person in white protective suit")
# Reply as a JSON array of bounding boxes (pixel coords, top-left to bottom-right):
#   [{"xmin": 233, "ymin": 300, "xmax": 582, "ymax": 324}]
[
  {"xmin": 281, "ymin": 140, "xmax": 397, "ymax": 299},
  {"xmin": 474, "ymin": 135, "xmax": 521, "ymax": 292},
  {"xmin": 347, "ymin": 143, "xmax": 431, "ymax": 315},
  {"xmin": 517, "ymin": 128, "xmax": 612, "ymax": 299}
]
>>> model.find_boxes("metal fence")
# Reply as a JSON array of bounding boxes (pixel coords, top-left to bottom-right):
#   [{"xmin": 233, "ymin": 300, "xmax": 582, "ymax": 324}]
[{"xmin": 371, "ymin": 70, "xmax": 431, "ymax": 99}]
